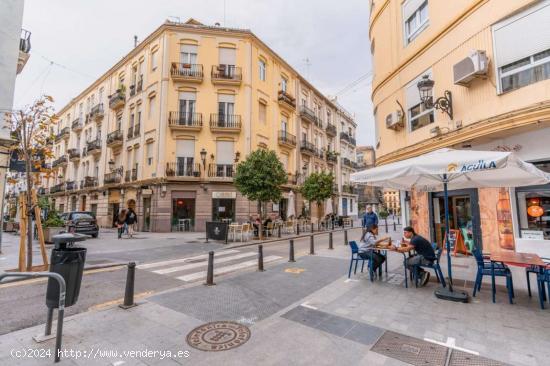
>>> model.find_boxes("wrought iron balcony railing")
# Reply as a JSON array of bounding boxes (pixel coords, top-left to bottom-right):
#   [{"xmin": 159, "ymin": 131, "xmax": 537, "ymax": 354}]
[
  {"xmin": 211, "ymin": 65, "xmax": 242, "ymax": 83},
  {"xmin": 208, "ymin": 164, "xmax": 235, "ymax": 178},
  {"xmin": 107, "ymin": 130, "xmax": 123, "ymax": 146},
  {"xmin": 300, "ymin": 140, "xmax": 316, "ymax": 155},
  {"xmin": 326, "ymin": 123, "xmax": 337, "ymax": 136},
  {"xmin": 278, "ymin": 131, "xmax": 297, "ymax": 147},
  {"xmin": 278, "ymin": 90, "xmax": 296, "ymax": 108},
  {"xmin": 171, "ymin": 63, "xmax": 204, "ymax": 80},
  {"xmin": 166, "ymin": 162, "xmax": 201, "ymax": 177},
  {"xmin": 104, "ymin": 169, "xmax": 123, "ymax": 184},
  {"xmin": 168, "ymin": 112, "xmax": 203, "ymax": 128},
  {"xmin": 209, "ymin": 114, "xmax": 242, "ymax": 130}
]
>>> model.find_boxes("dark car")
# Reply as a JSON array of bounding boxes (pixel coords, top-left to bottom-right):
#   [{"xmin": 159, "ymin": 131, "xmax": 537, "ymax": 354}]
[{"xmin": 60, "ymin": 211, "xmax": 99, "ymax": 238}]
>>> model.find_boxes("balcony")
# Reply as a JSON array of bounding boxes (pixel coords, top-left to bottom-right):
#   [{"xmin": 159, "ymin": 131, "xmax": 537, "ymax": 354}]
[
  {"xmin": 300, "ymin": 140, "xmax": 316, "ymax": 156},
  {"xmin": 285, "ymin": 173, "xmax": 298, "ymax": 186},
  {"xmin": 55, "ymin": 127, "xmax": 70, "ymax": 142},
  {"xmin": 211, "ymin": 65, "xmax": 242, "ymax": 85},
  {"xmin": 109, "ymin": 89, "xmax": 126, "ymax": 110},
  {"xmin": 50, "ymin": 183, "xmax": 65, "ymax": 194},
  {"xmin": 86, "ymin": 139, "xmax": 102, "ymax": 156},
  {"xmin": 208, "ymin": 164, "xmax": 235, "ymax": 179},
  {"xmin": 326, "ymin": 151, "xmax": 338, "ymax": 164},
  {"xmin": 340, "ymin": 132, "xmax": 351, "ymax": 143},
  {"xmin": 171, "ymin": 63, "xmax": 204, "ymax": 83},
  {"xmin": 134, "ymin": 123, "xmax": 140, "ymax": 138},
  {"xmin": 90, "ymin": 103, "xmax": 104, "ymax": 123},
  {"xmin": 349, "ymin": 136, "xmax": 356, "ymax": 146},
  {"xmin": 107, "ymin": 130, "xmax": 123, "ymax": 148},
  {"xmin": 68, "ymin": 148, "xmax": 80, "ymax": 161},
  {"xmin": 342, "ymin": 157, "xmax": 353, "ymax": 168},
  {"xmin": 137, "ymin": 76, "xmax": 143, "ymax": 92},
  {"xmin": 37, "ymin": 187, "xmax": 48, "ymax": 195},
  {"xmin": 342, "ymin": 184, "xmax": 355, "ymax": 194},
  {"xmin": 278, "ymin": 131, "xmax": 296, "ymax": 148},
  {"xmin": 166, "ymin": 162, "xmax": 201, "ymax": 178},
  {"xmin": 66, "ymin": 181, "xmax": 77, "ymax": 191},
  {"xmin": 168, "ymin": 112, "xmax": 203, "ymax": 131},
  {"xmin": 81, "ymin": 176, "xmax": 98, "ymax": 189},
  {"xmin": 326, "ymin": 123, "xmax": 337, "ymax": 136},
  {"xmin": 127, "ymin": 123, "xmax": 140, "ymax": 139},
  {"xmin": 124, "ymin": 169, "xmax": 138, "ymax": 182},
  {"xmin": 17, "ymin": 29, "xmax": 31, "ymax": 74},
  {"xmin": 71, "ymin": 118, "xmax": 83, "ymax": 132},
  {"xmin": 104, "ymin": 168, "xmax": 123, "ymax": 185},
  {"xmin": 278, "ymin": 90, "xmax": 296, "ymax": 110},
  {"xmin": 209, "ymin": 114, "xmax": 242, "ymax": 133},
  {"xmin": 52, "ymin": 155, "xmax": 68, "ymax": 168}
]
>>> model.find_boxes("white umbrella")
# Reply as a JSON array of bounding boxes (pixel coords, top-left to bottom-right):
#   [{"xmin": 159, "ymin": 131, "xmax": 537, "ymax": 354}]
[
  {"xmin": 286, "ymin": 191, "xmax": 295, "ymax": 219},
  {"xmin": 324, "ymin": 197, "xmax": 333, "ymax": 215},
  {"xmin": 351, "ymin": 148, "xmax": 550, "ymax": 301}
]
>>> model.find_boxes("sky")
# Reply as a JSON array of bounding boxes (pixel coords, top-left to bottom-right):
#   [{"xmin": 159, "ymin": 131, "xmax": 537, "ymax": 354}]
[{"xmin": 14, "ymin": 0, "xmax": 375, "ymax": 146}]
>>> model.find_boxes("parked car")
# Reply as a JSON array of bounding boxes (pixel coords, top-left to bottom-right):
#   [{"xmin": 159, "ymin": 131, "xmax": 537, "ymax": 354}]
[{"xmin": 59, "ymin": 211, "xmax": 99, "ymax": 238}]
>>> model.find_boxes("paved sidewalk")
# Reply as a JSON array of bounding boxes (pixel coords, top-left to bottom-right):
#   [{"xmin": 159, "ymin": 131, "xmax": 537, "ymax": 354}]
[{"xmin": 4, "ymin": 227, "xmax": 542, "ymax": 366}]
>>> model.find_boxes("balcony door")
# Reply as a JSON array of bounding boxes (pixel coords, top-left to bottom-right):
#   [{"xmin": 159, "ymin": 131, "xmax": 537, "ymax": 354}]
[
  {"xmin": 216, "ymin": 140, "xmax": 234, "ymax": 177},
  {"xmin": 218, "ymin": 94, "xmax": 235, "ymax": 125},
  {"xmin": 176, "ymin": 139, "xmax": 195, "ymax": 176},
  {"xmin": 218, "ymin": 47, "xmax": 236, "ymax": 77},
  {"xmin": 179, "ymin": 92, "xmax": 196, "ymax": 125},
  {"xmin": 281, "ymin": 117, "xmax": 288, "ymax": 134},
  {"xmin": 180, "ymin": 44, "xmax": 198, "ymax": 77}
]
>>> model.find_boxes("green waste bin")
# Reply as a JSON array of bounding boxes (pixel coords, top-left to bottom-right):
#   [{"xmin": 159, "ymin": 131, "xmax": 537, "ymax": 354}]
[{"xmin": 46, "ymin": 233, "xmax": 87, "ymax": 308}]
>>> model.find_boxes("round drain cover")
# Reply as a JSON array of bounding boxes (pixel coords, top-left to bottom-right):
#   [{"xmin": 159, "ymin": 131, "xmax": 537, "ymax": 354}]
[{"xmin": 186, "ymin": 321, "xmax": 251, "ymax": 351}]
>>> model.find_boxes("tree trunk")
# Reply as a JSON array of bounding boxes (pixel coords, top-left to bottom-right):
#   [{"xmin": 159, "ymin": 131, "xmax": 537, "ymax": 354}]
[
  {"xmin": 258, "ymin": 201, "xmax": 265, "ymax": 240},
  {"xmin": 25, "ymin": 159, "xmax": 33, "ymax": 270}
]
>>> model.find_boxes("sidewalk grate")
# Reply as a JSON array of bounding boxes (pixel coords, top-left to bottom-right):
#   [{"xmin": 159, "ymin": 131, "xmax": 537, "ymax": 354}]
[
  {"xmin": 449, "ymin": 350, "xmax": 508, "ymax": 366},
  {"xmin": 371, "ymin": 331, "xmax": 448, "ymax": 366}
]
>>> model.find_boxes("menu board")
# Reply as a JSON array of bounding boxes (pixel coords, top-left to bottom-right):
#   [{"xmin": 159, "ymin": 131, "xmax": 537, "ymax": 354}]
[{"xmin": 521, "ymin": 230, "xmax": 544, "ymax": 240}]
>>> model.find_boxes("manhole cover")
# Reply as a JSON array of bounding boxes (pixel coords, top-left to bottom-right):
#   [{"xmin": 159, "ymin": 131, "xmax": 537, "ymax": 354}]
[
  {"xmin": 449, "ymin": 350, "xmax": 508, "ymax": 366},
  {"xmin": 371, "ymin": 331, "xmax": 448, "ymax": 366},
  {"xmin": 186, "ymin": 321, "xmax": 251, "ymax": 352}
]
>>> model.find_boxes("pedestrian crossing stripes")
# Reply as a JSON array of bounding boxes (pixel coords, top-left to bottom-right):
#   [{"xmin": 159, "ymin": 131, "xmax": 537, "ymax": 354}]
[{"xmin": 138, "ymin": 250, "xmax": 282, "ymax": 283}]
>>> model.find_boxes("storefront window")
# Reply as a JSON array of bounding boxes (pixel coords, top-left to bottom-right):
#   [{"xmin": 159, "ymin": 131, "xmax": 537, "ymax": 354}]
[
  {"xmin": 172, "ymin": 198, "xmax": 195, "ymax": 231},
  {"xmin": 516, "ymin": 161, "xmax": 550, "ymax": 240},
  {"xmin": 212, "ymin": 198, "xmax": 235, "ymax": 222}
]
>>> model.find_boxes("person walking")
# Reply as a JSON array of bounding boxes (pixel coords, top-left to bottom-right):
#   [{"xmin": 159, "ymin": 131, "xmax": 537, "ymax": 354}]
[
  {"xmin": 116, "ymin": 209, "xmax": 127, "ymax": 239},
  {"xmin": 125, "ymin": 208, "xmax": 138, "ymax": 239},
  {"xmin": 362, "ymin": 205, "xmax": 379, "ymax": 229}
]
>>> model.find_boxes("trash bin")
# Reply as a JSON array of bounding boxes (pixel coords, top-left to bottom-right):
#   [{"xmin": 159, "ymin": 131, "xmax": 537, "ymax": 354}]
[{"xmin": 46, "ymin": 233, "xmax": 87, "ymax": 308}]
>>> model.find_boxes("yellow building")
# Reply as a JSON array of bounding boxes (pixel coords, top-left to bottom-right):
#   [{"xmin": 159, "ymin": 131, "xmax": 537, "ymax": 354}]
[
  {"xmin": 42, "ymin": 19, "xmax": 358, "ymax": 231},
  {"xmin": 383, "ymin": 189, "xmax": 400, "ymax": 214},
  {"xmin": 370, "ymin": 0, "xmax": 550, "ymax": 254}
]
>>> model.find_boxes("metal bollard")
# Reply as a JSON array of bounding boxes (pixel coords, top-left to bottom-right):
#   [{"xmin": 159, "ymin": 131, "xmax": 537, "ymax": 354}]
[
  {"xmin": 120, "ymin": 262, "xmax": 137, "ymax": 309},
  {"xmin": 311, "ymin": 223, "xmax": 314, "ymax": 233},
  {"xmin": 393, "ymin": 221, "xmax": 397, "ymax": 231},
  {"xmin": 344, "ymin": 230, "xmax": 348, "ymax": 245},
  {"xmin": 278, "ymin": 225, "xmax": 281, "ymax": 238},
  {"xmin": 289, "ymin": 239, "xmax": 295, "ymax": 262},
  {"xmin": 385, "ymin": 218, "xmax": 388, "ymax": 233},
  {"xmin": 351, "ymin": 220, "xmax": 354, "ymax": 227},
  {"xmin": 296, "ymin": 224, "xmax": 300, "ymax": 235},
  {"xmin": 310, "ymin": 235, "xmax": 315, "ymax": 255},
  {"xmin": 397, "ymin": 216, "xmax": 400, "ymax": 225},
  {"xmin": 258, "ymin": 245, "xmax": 264, "ymax": 272},
  {"xmin": 329, "ymin": 232, "xmax": 333, "ymax": 249},
  {"xmin": 205, "ymin": 251, "xmax": 215, "ymax": 286},
  {"xmin": 331, "ymin": 219, "xmax": 334, "ymax": 230}
]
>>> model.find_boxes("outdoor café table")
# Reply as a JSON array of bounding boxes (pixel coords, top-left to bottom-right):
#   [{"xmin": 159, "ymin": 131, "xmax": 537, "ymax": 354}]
[
  {"xmin": 490, "ymin": 251, "xmax": 546, "ymax": 303},
  {"xmin": 373, "ymin": 244, "xmax": 415, "ymax": 288},
  {"xmin": 228, "ymin": 223, "xmax": 242, "ymax": 242}
]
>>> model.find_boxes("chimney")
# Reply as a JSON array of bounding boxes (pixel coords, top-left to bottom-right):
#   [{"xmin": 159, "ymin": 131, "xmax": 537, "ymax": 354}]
[{"xmin": 134, "ymin": 35, "xmax": 138, "ymax": 48}]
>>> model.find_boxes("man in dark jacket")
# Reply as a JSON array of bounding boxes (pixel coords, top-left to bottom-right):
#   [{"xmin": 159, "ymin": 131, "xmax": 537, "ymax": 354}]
[{"xmin": 362, "ymin": 205, "xmax": 378, "ymax": 229}]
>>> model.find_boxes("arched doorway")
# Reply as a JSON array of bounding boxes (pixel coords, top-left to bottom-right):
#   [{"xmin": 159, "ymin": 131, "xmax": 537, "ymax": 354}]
[{"xmin": 71, "ymin": 196, "xmax": 77, "ymax": 211}]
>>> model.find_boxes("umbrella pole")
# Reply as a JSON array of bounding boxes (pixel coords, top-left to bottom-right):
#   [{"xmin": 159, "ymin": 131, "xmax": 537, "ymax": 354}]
[{"xmin": 434, "ymin": 174, "xmax": 468, "ymax": 303}]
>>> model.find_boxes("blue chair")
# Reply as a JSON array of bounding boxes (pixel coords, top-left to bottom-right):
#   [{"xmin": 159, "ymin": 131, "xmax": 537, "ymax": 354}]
[
  {"xmin": 472, "ymin": 246, "xmax": 514, "ymax": 303},
  {"xmin": 536, "ymin": 267, "xmax": 550, "ymax": 309},
  {"xmin": 412, "ymin": 243, "xmax": 446, "ymax": 288},
  {"xmin": 525, "ymin": 257, "xmax": 550, "ymax": 298},
  {"xmin": 348, "ymin": 240, "xmax": 374, "ymax": 281}
]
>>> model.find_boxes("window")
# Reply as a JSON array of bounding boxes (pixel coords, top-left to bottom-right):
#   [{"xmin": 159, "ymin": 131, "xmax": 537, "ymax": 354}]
[
  {"xmin": 403, "ymin": 0, "xmax": 428, "ymax": 44},
  {"xmin": 176, "ymin": 140, "xmax": 195, "ymax": 175},
  {"xmin": 406, "ymin": 71, "xmax": 434, "ymax": 131},
  {"xmin": 216, "ymin": 141, "xmax": 234, "ymax": 177},
  {"xmin": 116, "ymin": 113, "xmax": 122, "ymax": 131},
  {"xmin": 179, "ymin": 92, "xmax": 196, "ymax": 124},
  {"xmin": 146, "ymin": 143, "xmax": 154, "ymax": 165},
  {"xmin": 259, "ymin": 60, "xmax": 266, "ymax": 81},
  {"xmin": 281, "ymin": 115, "xmax": 288, "ymax": 133},
  {"xmin": 493, "ymin": 2, "xmax": 550, "ymax": 93},
  {"xmin": 218, "ymin": 94, "xmax": 235, "ymax": 124},
  {"xmin": 151, "ymin": 49, "xmax": 158, "ymax": 71},
  {"xmin": 180, "ymin": 44, "xmax": 198, "ymax": 64},
  {"xmin": 281, "ymin": 77, "xmax": 287, "ymax": 92},
  {"xmin": 259, "ymin": 102, "xmax": 267, "ymax": 124},
  {"xmin": 148, "ymin": 95, "xmax": 156, "ymax": 119}
]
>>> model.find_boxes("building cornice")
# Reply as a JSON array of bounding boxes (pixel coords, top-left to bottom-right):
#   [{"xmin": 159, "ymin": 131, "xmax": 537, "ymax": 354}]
[
  {"xmin": 368, "ymin": 0, "xmax": 390, "ymax": 40},
  {"xmin": 376, "ymin": 101, "xmax": 550, "ymax": 165}
]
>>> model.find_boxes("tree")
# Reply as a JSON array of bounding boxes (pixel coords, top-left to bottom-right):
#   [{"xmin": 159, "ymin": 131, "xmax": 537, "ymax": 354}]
[
  {"xmin": 234, "ymin": 149, "xmax": 287, "ymax": 239},
  {"xmin": 7, "ymin": 96, "xmax": 57, "ymax": 270},
  {"xmin": 300, "ymin": 172, "xmax": 334, "ymax": 222}
]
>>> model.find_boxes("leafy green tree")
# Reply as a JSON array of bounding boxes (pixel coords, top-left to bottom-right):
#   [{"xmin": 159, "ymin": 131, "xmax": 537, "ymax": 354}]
[
  {"xmin": 234, "ymin": 149, "xmax": 287, "ymax": 239},
  {"xmin": 301, "ymin": 172, "xmax": 334, "ymax": 221}
]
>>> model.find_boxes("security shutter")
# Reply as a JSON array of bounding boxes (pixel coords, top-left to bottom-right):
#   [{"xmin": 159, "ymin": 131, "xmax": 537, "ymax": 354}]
[
  {"xmin": 179, "ymin": 92, "xmax": 196, "ymax": 101},
  {"xmin": 176, "ymin": 140, "xmax": 195, "ymax": 158},
  {"xmin": 219, "ymin": 47, "xmax": 236, "ymax": 65},
  {"xmin": 218, "ymin": 94, "xmax": 235, "ymax": 103},
  {"xmin": 216, "ymin": 141, "xmax": 234, "ymax": 164},
  {"xmin": 493, "ymin": 2, "xmax": 550, "ymax": 67},
  {"xmin": 180, "ymin": 44, "xmax": 197, "ymax": 54},
  {"xmin": 402, "ymin": 0, "xmax": 425, "ymax": 21}
]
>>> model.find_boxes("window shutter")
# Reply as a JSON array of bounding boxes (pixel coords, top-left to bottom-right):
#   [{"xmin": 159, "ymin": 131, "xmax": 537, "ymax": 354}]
[
  {"xmin": 219, "ymin": 47, "xmax": 236, "ymax": 65},
  {"xmin": 218, "ymin": 94, "xmax": 235, "ymax": 103},
  {"xmin": 216, "ymin": 141, "xmax": 234, "ymax": 164},
  {"xmin": 180, "ymin": 44, "xmax": 197, "ymax": 54},
  {"xmin": 402, "ymin": 0, "xmax": 425, "ymax": 21},
  {"xmin": 405, "ymin": 70, "xmax": 432, "ymax": 109},
  {"xmin": 493, "ymin": 2, "xmax": 550, "ymax": 67},
  {"xmin": 176, "ymin": 140, "xmax": 195, "ymax": 157},
  {"xmin": 179, "ymin": 92, "xmax": 196, "ymax": 100}
]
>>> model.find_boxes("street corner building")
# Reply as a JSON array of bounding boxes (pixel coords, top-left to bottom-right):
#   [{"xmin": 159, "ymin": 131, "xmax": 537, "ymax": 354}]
[
  {"xmin": 35, "ymin": 19, "xmax": 359, "ymax": 232},
  {"xmin": 370, "ymin": 0, "xmax": 550, "ymax": 256}
]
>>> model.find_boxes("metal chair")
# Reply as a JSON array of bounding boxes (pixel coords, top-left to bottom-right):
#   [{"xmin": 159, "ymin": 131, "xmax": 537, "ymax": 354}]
[
  {"xmin": 525, "ymin": 257, "xmax": 550, "ymax": 298},
  {"xmin": 412, "ymin": 244, "xmax": 446, "ymax": 288},
  {"xmin": 472, "ymin": 246, "xmax": 514, "ymax": 304},
  {"xmin": 348, "ymin": 240, "xmax": 369, "ymax": 279},
  {"xmin": 536, "ymin": 267, "xmax": 550, "ymax": 309}
]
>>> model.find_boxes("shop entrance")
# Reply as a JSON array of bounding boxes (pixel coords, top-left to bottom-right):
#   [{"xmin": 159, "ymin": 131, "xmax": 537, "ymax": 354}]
[
  {"xmin": 111, "ymin": 203, "xmax": 120, "ymax": 228},
  {"xmin": 212, "ymin": 198, "xmax": 235, "ymax": 222},
  {"xmin": 143, "ymin": 197, "xmax": 151, "ymax": 232},
  {"xmin": 429, "ymin": 188, "xmax": 482, "ymax": 251},
  {"xmin": 279, "ymin": 198, "xmax": 288, "ymax": 221},
  {"xmin": 80, "ymin": 196, "xmax": 86, "ymax": 211},
  {"xmin": 172, "ymin": 198, "xmax": 195, "ymax": 231}
]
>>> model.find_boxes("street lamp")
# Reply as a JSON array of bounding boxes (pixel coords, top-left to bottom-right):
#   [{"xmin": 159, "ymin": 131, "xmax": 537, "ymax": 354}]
[
  {"xmin": 200, "ymin": 148, "xmax": 207, "ymax": 169},
  {"xmin": 234, "ymin": 151, "xmax": 241, "ymax": 163},
  {"xmin": 417, "ymin": 75, "xmax": 453, "ymax": 120}
]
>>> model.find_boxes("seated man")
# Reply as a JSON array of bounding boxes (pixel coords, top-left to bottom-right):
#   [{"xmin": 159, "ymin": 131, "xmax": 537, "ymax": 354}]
[
  {"xmin": 358, "ymin": 224, "xmax": 390, "ymax": 273},
  {"xmin": 399, "ymin": 226, "xmax": 436, "ymax": 287}
]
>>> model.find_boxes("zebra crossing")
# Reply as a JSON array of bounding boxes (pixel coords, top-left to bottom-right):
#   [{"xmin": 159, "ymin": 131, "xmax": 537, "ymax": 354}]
[{"xmin": 137, "ymin": 249, "xmax": 282, "ymax": 282}]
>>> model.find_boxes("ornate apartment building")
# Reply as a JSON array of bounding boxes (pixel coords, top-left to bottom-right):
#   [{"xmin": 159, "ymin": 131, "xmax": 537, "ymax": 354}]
[
  {"xmin": 371, "ymin": 0, "xmax": 550, "ymax": 254},
  {"xmin": 38, "ymin": 19, "xmax": 358, "ymax": 231}
]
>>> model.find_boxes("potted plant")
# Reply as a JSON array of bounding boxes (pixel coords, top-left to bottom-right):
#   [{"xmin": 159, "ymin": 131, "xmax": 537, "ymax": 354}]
[{"xmin": 43, "ymin": 210, "xmax": 66, "ymax": 243}]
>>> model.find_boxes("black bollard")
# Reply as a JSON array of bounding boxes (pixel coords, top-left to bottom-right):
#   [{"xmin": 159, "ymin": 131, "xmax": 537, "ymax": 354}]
[
  {"xmin": 278, "ymin": 225, "xmax": 281, "ymax": 238},
  {"xmin": 385, "ymin": 218, "xmax": 388, "ymax": 233},
  {"xmin": 205, "ymin": 251, "xmax": 215, "ymax": 286},
  {"xmin": 120, "ymin": 262, "xmax": 137, "ymax": 309},
  {"xmin": 258, "ymin": 245, "xmax": 264, "ymax": 272},
  {"xmin": 296, "ymin": 223, "xmax": 300, "ymax": 235},
  {"xmin": 393, "ymin": 221, "xmax": 397, "ymax": 231},
  {"xmin": 311, "ymin": 223, "xmax": 314, "ymax": 233},
  {"xmin": 351, "ymin": 219, "xmax": 354, "ymax": 228},
  {"xmin": 310, "ymin": 235, "xmax": 315, "ymax": 255},
  {"xmin": 289, "ymin": 239, "xmax": 295, "ymax": 262},
  {"xmin": 331, "ymin": 219, "xmax": 334, "ymax": 230},
  {"xmin": 397, "ymin": 216, "xmax": 400, "ymax": 225},
  {"xmin": 329, "ymin": 232, "xmax": 333, "ymax": 249},
  {"xmin": 344, "ymin": 230, "xmax": 348, "ymax": 246}
]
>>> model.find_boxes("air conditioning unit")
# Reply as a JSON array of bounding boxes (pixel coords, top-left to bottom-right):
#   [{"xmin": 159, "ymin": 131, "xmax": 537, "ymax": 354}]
[
  {"xmin": 453, "ymin": 50, "xmax": 489, "ymax": 86},
  {"xmin": 385, "ymin": 110, "xmax": 404, "ymax": 130}
]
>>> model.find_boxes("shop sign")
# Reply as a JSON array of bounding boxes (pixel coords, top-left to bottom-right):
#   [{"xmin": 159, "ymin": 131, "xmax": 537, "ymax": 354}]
[
  {"xmin": 141, "ymin": 189, "xmax": 153, "ymax": 196},
  {"xmin": 521, "ymin": 230, "xmax": 544, "ymax": 240},
  {"xmin": 212, "ymin": 192, "xmax": 236, "ymax": 199}
]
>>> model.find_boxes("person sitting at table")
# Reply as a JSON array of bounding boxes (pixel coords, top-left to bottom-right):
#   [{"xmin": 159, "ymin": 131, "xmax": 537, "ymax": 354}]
[
  {"xmin": 400, "ymin": 226, "xmax": 436, "ymax": 287},
  {"xmin": 358, "ymin": 224, "xmax": 389, "ymax": 274},
  {"xmin": 251, "ymin": 217, "xmax": 261, "ymax": 237}
]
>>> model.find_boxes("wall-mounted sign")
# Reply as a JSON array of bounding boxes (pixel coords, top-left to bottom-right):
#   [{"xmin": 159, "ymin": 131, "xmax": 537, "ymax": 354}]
[
  {"xmin": 141, "ymin": 189, "xmax": 153, "ymax": 196},
  {"xmin": 521, "ymin": 230, "xmax": 544, "ymax": 240},
  {"xmin": 212, "ymin": 192, "xmax": 236, "ymax": 199}
]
